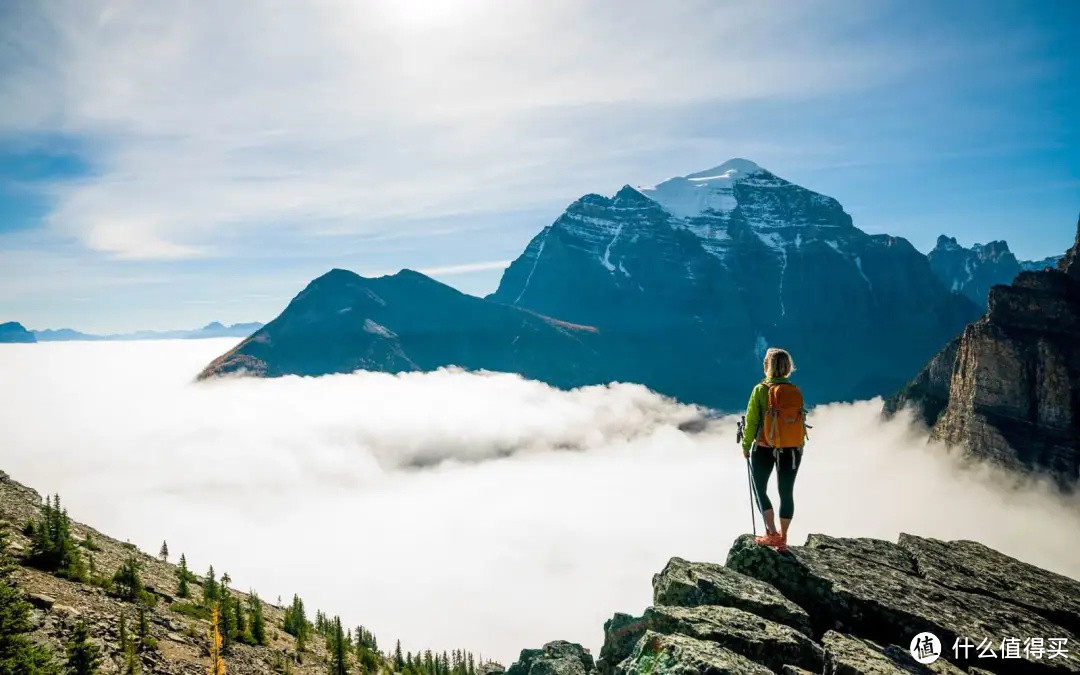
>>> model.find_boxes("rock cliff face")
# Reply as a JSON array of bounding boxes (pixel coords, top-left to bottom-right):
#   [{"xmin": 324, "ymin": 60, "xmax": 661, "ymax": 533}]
[
  {"xmin": 886, "ymin": 218, "xmax": 1080, "ymax": 487},
  {"xmin": 508, "ymin": 534, "xmax": 1080, "ymax": 675}
]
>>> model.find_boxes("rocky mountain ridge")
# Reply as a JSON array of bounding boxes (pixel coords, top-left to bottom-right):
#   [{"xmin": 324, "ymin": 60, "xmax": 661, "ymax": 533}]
[
  {"xmin": 32, "ymin": 321, "xmax": 264, "ymax": 342},
  {"xmin": 489, "ymin": 159, "xmax": 980, "ymax": 407},
  {"xmin": 928, "ymin": 235, "xmax": 1063, "ymax": 308},
  {"xmin": 886, "ymin": 217, "xmax": 1080, "ymax": 488},
  {"xmin": 503, "ymin": 534, "xmax": 1080, "ymax": 675},
  {"xmin": 200, "ymin": 160, "xmax": 981, "ymax": 410},
  {"xmin": 198, "ymin": 268, "xmax": 605, "ymax": 384}
]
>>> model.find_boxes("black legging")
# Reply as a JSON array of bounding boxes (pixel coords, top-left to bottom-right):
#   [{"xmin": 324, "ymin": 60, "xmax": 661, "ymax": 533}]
[{"xmin": 750, "ymin": 445, "xmax": 802, "ymax": 520}]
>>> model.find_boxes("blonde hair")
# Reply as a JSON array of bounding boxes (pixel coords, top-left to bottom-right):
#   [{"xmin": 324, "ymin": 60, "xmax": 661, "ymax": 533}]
[{"xmin": 763, "ymin": 347, "xmax": 795, "ymax": 379}]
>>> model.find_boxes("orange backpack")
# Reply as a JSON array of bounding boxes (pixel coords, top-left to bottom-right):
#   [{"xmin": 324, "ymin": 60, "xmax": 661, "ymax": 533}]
[{"xmin": 757, "ymin": 382, "xmax": 808, "ymax": 449}]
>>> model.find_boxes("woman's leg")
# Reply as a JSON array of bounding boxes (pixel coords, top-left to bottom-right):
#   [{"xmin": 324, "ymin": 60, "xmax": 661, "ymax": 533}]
[
  {"xmin": 776, "ymin": 448, "xmax": 802, "ymax": 542},
  {"xmin": 749, "ymin": 446, "xmax": 777, "ymax": 534}
]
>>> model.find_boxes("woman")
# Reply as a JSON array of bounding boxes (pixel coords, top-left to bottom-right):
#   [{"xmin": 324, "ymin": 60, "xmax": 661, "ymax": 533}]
[{"xmin": 740, "ymin": 347, "xmax": 806, "ymax": 553}]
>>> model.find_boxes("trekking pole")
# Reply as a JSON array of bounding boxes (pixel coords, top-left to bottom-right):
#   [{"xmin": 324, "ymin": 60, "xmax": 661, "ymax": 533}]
[{"xmin": 737, "ymin": 416, "xmax": 757, "ymax": 536}]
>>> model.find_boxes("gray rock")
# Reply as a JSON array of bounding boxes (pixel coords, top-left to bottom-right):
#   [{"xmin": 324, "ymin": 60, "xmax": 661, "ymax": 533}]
[
  {"xmin": 822, "ymin": 631, "xmax": 964, "ymax": 675},
  {"xmin": 27, "ymin": 593, "xmax": 55, "ymax": 610},
  {"xmin": 617, "ymin": 631, "xmax": 772, "ymax": 675},
  {"xmin": 898, "ymin": 534, "xmax": 1080, "ymax": 636},
  {"xmin": 781, "ymin": 667, "xmax": 817, "ymax": 675},
  {"xmin": 51, "ymin": 604, "xmax": 79, "ymax": 619},
  {"xmin": 652, "ymin": 556, "xmax": 811, "ymax": 634},
  {"xmin": 726, "ymin": 534, "xmax": 1080, "ymax": 674},
  {"xmin": 600, "ymin": 605, "xmax": 821, "ymax": 674},
  {"xmin": 506, "ymin": 640, "xmax": 594, "ymax": 675}
]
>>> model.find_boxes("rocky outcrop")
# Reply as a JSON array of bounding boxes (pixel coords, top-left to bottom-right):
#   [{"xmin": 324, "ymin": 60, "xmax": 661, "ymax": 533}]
[
  {"xmin": 0, "ymin": 321, "xmax": 36, "ymax": 343},
  {"xmin": 506, "ymin": 641, "xmax": 595, "ymax": 675},
  {"xmin": 598, "ymin": 605, "xmax": 822, "ymax": 674},
  {"xmin": 511, "ymin": 532, "xmax": 1080, "ymax": 675},
  {"xmin": 887, "ymin": 218, "xmax": 1080, "ymax": 487},
  {"xmin": 619, "ymin": 631, "xmax": 772, "ymax": 674},
  {"xmin": 651, "ymin": 556, "xmax": 812, "ymax": 635}
]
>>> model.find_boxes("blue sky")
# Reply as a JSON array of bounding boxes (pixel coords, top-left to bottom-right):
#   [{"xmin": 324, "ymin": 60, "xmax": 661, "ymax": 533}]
[{"xmin": 1, "ymin": 0, "xmax": 1077, "ymax": 333}]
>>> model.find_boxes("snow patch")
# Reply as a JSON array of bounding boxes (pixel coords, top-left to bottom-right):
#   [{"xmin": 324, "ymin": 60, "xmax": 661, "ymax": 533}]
[
  {"xmin": 600, "ymin": 223, "xmax": 624, "ymax": 272},
  {"xmin": 637, "ymin": 159, "xmax": 765, "ymax": 219},
  {"xmin": 363, "ymin": 319, "xmax": 396, "ymax": 338},
  {"xmin": 514, "ymin": 231, "xmax": 549, "ymax": 304},
  {"xmin": 854, "ymin": 256, "xmax": 873, "ymax": 292}
]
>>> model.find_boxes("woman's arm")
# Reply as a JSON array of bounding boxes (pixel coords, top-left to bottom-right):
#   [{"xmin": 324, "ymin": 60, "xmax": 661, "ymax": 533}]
[{"xmin": 742, "ymin": 385, "xmax": 762, "ymax": 454}]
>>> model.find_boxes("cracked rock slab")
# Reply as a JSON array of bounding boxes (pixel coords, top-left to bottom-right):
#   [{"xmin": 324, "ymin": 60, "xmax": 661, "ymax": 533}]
[
  {"xmin": 652, "ymin": 556, "xmax": 811, "ymax": 634},
  {"xmin": 618, "ymin": 631, "xmax": 772, "ymax": 675}
]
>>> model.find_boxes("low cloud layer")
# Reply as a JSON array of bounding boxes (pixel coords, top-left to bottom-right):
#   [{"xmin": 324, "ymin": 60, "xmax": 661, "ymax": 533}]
[{"xmin": 1, "ymin": 339, "xmax": 1077, "ymax": 663}]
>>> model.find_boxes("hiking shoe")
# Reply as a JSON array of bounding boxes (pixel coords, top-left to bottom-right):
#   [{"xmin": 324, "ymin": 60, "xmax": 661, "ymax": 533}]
[
  {"xmin": 776, "ymin": 535, "xmax": 789, "ymax": 553},
  {"xmin": 754, "ymin": 532, "xmax": 783, "ymax": 547}
]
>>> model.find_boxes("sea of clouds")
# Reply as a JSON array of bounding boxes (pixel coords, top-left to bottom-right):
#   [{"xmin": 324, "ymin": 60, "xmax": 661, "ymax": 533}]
[{"xmin": 1, "ymin": 338, "xmax": 1078, "ymax": 664}]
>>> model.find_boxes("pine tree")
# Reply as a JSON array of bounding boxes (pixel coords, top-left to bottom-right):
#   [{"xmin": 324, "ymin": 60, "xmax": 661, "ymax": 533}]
[
  {"xmin": 136, "ymin": 604, "xmax": 150, "ymax": 652},
  {"xmin": 29, "ymin": 494, "xmax": 86, "ymax": 581},
  {"xmin": 177, "ymin": 554, "xmax": 190, "ymax": 599},
  {"xmin": 203, "ymin": 565, "xmax": 218, "ymax": 605},
  {"xmin": 233, "ymin": 596, "xmax": 246, "ymax": 643},
  {"xmin": 63, "ymin": 619, "xmax": 101, "ymax": 674},
  {"xmin": 283, "ymin": 594, "xmax": 309, "ymax": 652},
  {"xmin": 112, "ymin": 554, "xmax": 145, "ymax": 603},
  {"xmin": 218, "ymin": 595, "xmax": 234, "ymax": 651},
  {"xmin": 329, "ymin": 617, "xmax": 347, "ymax": 675},
  {"xmin": 158, "ymin": 541, "xmax": 168, "ymax": 563},
  {"xmin": 220, "ymin": 572, "xmax": 231, "ymax": 596},
  {"xmin": 394, "ymin": 640, "xmax": 404, "ymax": 670},
  {"xmin": 248, "ymin": 592, "xmax": 266, "ymax": 646},
  {"xmin": 0, "ymin": 530, "xmax": 58, "ymax": 673},
  {"xmin": 119, "ymin": 613, "xmax": 139, "ymax": 674}
]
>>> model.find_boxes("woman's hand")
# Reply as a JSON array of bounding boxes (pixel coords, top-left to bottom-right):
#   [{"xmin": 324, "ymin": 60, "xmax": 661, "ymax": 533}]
[{"xmin": 742, "ymin": 447, "xmax": 750, "ymax": 459}]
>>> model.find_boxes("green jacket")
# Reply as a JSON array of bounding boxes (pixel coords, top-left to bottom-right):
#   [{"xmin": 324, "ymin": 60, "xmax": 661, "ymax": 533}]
[{"xmin": 742, "ymin": 376, "xmax": 791, "ymax": 453}]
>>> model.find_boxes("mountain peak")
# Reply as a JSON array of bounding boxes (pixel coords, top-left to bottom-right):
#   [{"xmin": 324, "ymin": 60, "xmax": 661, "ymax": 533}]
[
  {"xmin": 636, "ymin": 158, "xmax": 771, "ymax": 219},
  {"xmin": 684, "ymin": 158, "xmax": 765, "ymax": 181}
]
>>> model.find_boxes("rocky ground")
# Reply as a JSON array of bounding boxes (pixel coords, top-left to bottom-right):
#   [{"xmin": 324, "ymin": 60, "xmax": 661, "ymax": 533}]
[
  {"xmin": 503, "ymin": 534, "xmax": 1080, "ymax": 675},
  {"xmin": 0, "ymin": 469, "xmax": 339, "ymax": 674}
]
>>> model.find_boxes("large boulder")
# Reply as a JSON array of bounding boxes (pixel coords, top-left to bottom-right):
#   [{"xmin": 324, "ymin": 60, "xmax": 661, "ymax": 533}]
[
  {"xmin": 599, "ymin": 604, "xmax": 822, "ymax": 674},
  {"xmin": 506, "ymin": 641, "xmax": 595, "ymax": 675},
  {"xmin": 652, "ymin": 556, "xmax": 811, "ymax": 634},
  {"xmin": 617, "ymin": 631, "xmax": 771, "ymax": 675},
  {"xmin": 726, "ymin": 534, "xmax": 1080, "ymax": 674}
]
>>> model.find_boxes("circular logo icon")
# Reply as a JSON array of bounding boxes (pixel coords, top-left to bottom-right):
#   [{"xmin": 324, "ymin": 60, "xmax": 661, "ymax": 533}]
[{"xmin": 909, "ymin": 632, "xmax": 941, "ymax": 664}]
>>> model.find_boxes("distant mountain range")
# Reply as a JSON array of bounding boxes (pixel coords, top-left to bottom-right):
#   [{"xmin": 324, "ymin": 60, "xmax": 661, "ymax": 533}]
[
  {"xmin": 30, "ymin": 321, "xmax": 264, "ymax": 342},
  {"xmin": 0, "ymin": 321, "xmax": 36, "ymax": 343},
  {"xmin": 200, "ymin": 159, "xmax": 984, "ymax": 410},
  {"xmin": 927, "ymin": 235, "xmax": 1062, "ymax": 307}
]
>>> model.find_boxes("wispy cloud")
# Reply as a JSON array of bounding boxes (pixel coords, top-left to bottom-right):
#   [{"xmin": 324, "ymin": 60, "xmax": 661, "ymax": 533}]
[{"xmin": 0, "ymin": 1, "xmax": 918, "ymax": 260}]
